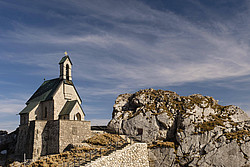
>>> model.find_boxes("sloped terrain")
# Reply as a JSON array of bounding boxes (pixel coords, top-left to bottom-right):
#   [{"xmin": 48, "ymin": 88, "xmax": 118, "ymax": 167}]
[
  {"xmin": 10, "ymin": 133, "xmax": 126, "ymax": 167},
  {"xmin": 108, "ymin": 88, "xmax": 250, "ymax": 167}
]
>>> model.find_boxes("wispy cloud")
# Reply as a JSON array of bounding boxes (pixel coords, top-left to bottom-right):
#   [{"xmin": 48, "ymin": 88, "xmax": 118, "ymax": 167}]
[
  {"xmin": 2, "ymin": 1, "xmax": 250, "ymax": 89},
  {"xmin": 1, "ymin": 0, "xmax": 250, "ymax": 131},
  {"xmin": 0, "ymin": 98, "xmax": 25, "ymax": 114},
  {"xmin": 0, "ymin": 80, "xmax": 19, "ymax": 86},
  {"xmin": 0, "ymin": 120, "xmax": 19, "ymax": 132}
]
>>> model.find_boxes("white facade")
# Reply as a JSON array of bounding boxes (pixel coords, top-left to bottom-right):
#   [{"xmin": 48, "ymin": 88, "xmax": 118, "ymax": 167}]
[{"xmin": 53, "ymin": 82, "xmax": 83, "ymax": 120}]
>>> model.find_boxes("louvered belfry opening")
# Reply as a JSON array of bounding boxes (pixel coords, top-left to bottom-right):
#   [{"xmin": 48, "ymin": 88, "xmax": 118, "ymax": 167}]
[{"xmin": 66, "ymin": 64, "xmax": 69, "ymax": 81}]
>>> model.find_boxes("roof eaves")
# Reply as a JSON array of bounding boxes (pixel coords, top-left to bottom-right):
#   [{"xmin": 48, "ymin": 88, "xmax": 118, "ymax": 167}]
[
  {"xmin": 59, "ymin": 100, "xmax": 77, "ymax": 116},
  {"xmin": 71, "ymin": 82, "xmax": 82, "ymax": 103},
  {"xmin": 76, "ymin": 101, "xmax": 85, "ymax": 116},
  {"xmin": 26, "ymin": 78, "xmax": 61, "ymax": 104},
  {"xmin": 19, "ymin": 102, "xmax": 39, "ymax": 114}
]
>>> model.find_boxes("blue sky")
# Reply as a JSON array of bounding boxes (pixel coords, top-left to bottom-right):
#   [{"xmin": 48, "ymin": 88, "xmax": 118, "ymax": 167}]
[{"xmin": 1, "ymin": 0, "xmax": 250, "ymax": 132}]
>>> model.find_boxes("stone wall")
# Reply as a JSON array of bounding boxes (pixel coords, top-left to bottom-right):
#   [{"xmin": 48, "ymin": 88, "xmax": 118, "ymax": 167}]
[
  {"xmin": 15, "ymin": 120, "xmax": 91, "ymax": 160},
  {"xmin": 15, "ymin": 124, "xmax": 30, "ymax": 160},
  {"xmin": 59, "ymin": 120, "xmax": 91, "ymax": 152},
  {"xmin": 28, "ymin": 103, "xmax": 39, "ymax": 122},
  {"xmin": 32, "ymin": 120, "xmax": 47, "ymax": 159},
  {"xmin": 85, "ymin": 143, "xmax": 149, "ymax": 167},
  {"xmin": 53, "ymin": 83, "xmax": 67, "ymax": 120},
  {"xmin": 32, "ymin": 120, "xmax": 60, "ymax": 159},
  {"xmin": 40, "ymin": 100, "xmax": 54, "ymax": 120}
]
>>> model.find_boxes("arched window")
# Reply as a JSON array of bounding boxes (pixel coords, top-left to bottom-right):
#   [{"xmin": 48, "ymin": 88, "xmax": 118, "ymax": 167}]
[
  {"xmin": 66, "ymin": 64, "xmax": 69, "ymax": 80},
  {"xmin": 76, "ymin": 113, "xmax": 81, "ymax": 121},
  {"xmin": 44, "ymin": 107, "xmax": 47, "ymax": 118},
  {"xmin": 23, "ymin": 115, "xmax": 26, "ymax": 124}
]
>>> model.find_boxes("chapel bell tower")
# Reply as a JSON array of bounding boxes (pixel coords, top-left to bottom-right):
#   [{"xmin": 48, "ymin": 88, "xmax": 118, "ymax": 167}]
[{"xmin": 59, "ymin": 51, "xmax": 73, "ymax": 81}]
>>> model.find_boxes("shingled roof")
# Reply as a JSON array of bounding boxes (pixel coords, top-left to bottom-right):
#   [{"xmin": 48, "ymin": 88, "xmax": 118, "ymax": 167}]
[
  {"xmin": 19, "ymin": 101, "xmax": 39, "ymax": 114},
  {"xmin": 20, "ymin": 76, "xmax": 82, "ymax": 115},
  {"xmin": 19, "ymin": 78, "xmax": 61, "ymax": 114},
  {"xmin": 59, "ymin": 100, "xmax": 84, "ymax": 116},
  {"xmin": 26, "ymin": 78, "xmax": 61, "ymax": 104}
]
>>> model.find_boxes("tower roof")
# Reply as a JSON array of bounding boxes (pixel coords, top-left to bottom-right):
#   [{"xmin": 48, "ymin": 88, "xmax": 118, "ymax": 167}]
[{"xmin": 59, "ymin": 55, "xmax": 73, "ymax": 65}]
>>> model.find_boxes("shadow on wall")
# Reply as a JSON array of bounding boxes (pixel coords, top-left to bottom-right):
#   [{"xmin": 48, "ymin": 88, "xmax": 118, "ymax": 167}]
[{"xmin": 40, "ymin": 121, "xmax": 60, "ymax": 157}]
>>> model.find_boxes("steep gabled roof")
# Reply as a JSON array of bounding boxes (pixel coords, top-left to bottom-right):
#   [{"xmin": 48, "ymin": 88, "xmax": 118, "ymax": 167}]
[
  {"xmin": 21, "ymin": 77, "xmax": 82, "ymax": 114},
  {"xmin": 19, "ymin": 101, "xmax": 39, "ymax": 114},
  {"xmin": 59, "ymin": 56, "xmax": 73, "ymax": 65},
  {"xmin": 59, "ymin": 100, "xmax": 85, "ymax": 116},
  {"xmin": 26, "ymin": 78, "xmax": 61, "ymax": 104}
]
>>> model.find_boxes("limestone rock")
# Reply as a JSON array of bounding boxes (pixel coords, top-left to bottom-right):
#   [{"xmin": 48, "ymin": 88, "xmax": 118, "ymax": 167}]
[
  {"xmin": 148, "ymin": 147, "xmax": 176, "ymax": 167},
  {"xmin": 108, "ymin": 88, "xmax": 250, "ymax": 167}
]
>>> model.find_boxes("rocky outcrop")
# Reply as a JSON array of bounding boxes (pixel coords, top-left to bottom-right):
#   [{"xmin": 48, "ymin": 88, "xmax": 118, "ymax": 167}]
[
  {"xmin": 0, "ymin": 128, "xmax": 18, "ymax": 166},
  {"xmin": 107, "ymin": 88, "xmax": 250, "ymax": 167},
  {"xmin": 148, "ymin": 146, "xmax": 176, "ymax": 167}
]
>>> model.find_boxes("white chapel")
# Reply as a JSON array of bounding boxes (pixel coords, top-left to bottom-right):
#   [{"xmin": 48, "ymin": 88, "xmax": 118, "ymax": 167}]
[{"xmin": 19, "ymin": 53, "xmax": 85, "ymax": 124}]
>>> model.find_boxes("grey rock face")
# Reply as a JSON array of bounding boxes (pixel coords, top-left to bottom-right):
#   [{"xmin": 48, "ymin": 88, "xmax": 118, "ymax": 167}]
[
  {"xmin": 148, "ymin": 147, "xmax": 176, "ymax": 167},
  {"xmin": 0, "ymin": 128, "xmax": 18, "ymax": 166},
  {"xmin": 108, "ymin": 89, "xmax": 250, "ymax": 167}
]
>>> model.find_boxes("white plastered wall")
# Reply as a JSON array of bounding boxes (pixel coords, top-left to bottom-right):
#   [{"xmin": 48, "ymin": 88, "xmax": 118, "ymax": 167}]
[
  {"xmin": 69, "ymin": 103, "xmax": 85, "ymax": 121},
  {"xmin": 28, "ymin": 103, "xmax": 39, "ymax": 122},
  {"xmin": 50, "ymin": 81, "xmax": 82, "ymax": 120},
  {"xmin": 63, "ymin": 84, "xmax": 81, "ymax": 103},
  {"xmin": 53, "ymin": 83, "xmax": 67, "ymax": 120},
  {"xmin": 61, "ymin": 59, "xmax": 72, "ymax": 81},
  {"xmin": 40, "ymin": 100, "xmax": 54, "ymax": 120}
]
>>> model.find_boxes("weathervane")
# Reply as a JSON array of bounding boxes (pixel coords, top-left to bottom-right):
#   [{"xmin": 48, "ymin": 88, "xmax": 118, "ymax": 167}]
[{"xmin": 64, "ymin": 51, "xmax": 68, "ymax": 56}]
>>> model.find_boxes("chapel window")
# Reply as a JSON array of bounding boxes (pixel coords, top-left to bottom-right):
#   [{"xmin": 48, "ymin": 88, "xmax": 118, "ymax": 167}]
[
  {"xmin": 66, "ymin": 64, "xmax": 69, "ymax": 80},
  {"xmin": 76, "ymin": 113, "xmax": 81, "ymax": 121},
  {"xmin": 44, "ymin": 107, "xmax": 47, "ymax": 118},
  {"xmin": 23, "ymin": 116, "xmax": 26, "ymax": 124}
]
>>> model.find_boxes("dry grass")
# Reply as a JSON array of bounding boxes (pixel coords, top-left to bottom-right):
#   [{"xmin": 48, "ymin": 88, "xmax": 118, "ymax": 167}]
[
  {"xmin": 86, "ymin": 133, "xmax": 124, "ymax": 146},
  {"xmin": 194, "ymin": 114, "xmax": 225, "ymax": 134},
  {"xmin": 11, "ymin": 133, "xmax": 127, "ymax": 167},
  {"xmin": 224, "ymin": 130, "xmax": 250, "ymax": 141},
  {"xmin": 148, "ymin": 141, "xmax": 175, "ymax": 149}
]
